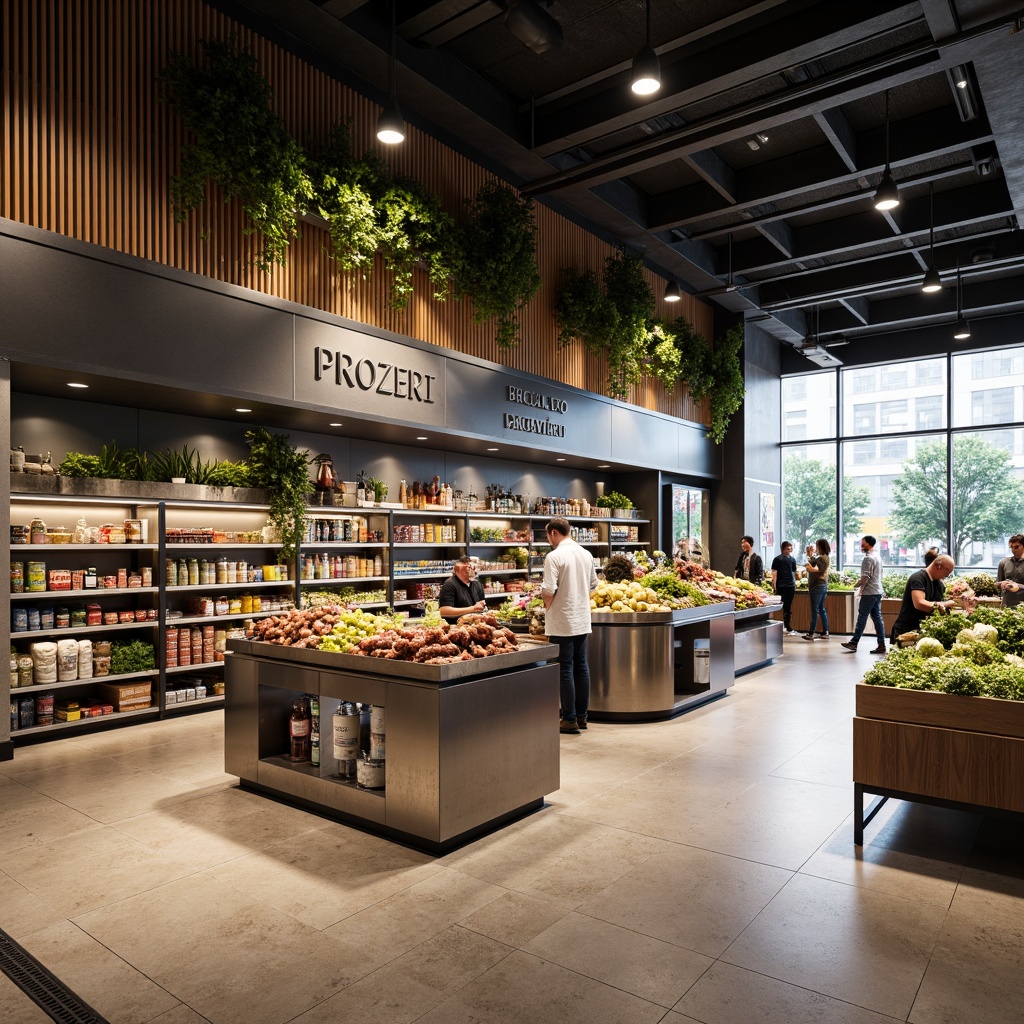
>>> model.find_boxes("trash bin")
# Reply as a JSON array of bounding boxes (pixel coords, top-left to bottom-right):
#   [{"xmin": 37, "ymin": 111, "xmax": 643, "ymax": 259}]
[{"xmin": 693, "ymin": 638, "xmax": 710, "ymax": 685}]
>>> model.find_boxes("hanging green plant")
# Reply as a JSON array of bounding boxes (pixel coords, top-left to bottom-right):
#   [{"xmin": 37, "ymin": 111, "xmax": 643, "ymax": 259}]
[
  {"xmin": 648, "ymin": 315, "xmax": 715, "ymax": 397},
  {"xmin": 647, "ymin": 322, "xmax": 681, "ymax": 392},
  {"xmin": 454, "ymin": 181, "xmax": 541, "ymax": 348},
  {"xmin": 553, "ymin": 268, "xmax": 619, "ymax": 350},
  {"xmin": 243, "ymin": 427, "xmax": 311, "ymax": 563},
  {"xmin": 601, "ymin": 250, "xmax": 655, "ymax": 399},
  {"xmin": 707, "ymin": 323, "xmax": 745, "ymax": 444},
  {"xmin": 159, "ymin": 37, "xmax": 313, "ymax": 274}
]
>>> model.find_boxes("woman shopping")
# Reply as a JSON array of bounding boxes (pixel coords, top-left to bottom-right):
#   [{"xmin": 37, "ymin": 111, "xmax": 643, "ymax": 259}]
[{"xmin": 802, "ymin": 538, "xmax": 831, "ymax": 641}]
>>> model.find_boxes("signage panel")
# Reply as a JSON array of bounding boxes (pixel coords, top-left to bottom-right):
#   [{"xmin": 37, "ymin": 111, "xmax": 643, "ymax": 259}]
[{"xmin": 294, "ymin": 318, "xmax": 446, "ymax": 425}]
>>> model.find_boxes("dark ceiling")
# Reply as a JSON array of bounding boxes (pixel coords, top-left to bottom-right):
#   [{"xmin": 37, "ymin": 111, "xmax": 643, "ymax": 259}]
[{"xmin": 219, "ymin": 0, "xmax": 1024, "ymax": 368}]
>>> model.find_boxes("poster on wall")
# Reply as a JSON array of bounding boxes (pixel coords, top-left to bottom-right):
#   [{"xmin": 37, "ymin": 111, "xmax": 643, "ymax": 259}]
[{"xmin": 759, "ymin": 491, "xmax": 775, "ymax": 551}]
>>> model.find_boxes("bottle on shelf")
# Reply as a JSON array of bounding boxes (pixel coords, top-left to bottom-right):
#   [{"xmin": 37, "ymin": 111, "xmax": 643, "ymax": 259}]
[
  {"xmin": 289, "ymin": 698, "xmax": 311, "ymax": 761},
  {"xmin": 310, "ymin": 696, "xmax": 320, "ymax": 768},
  {"xmin": 399, "ymin": 479, "xmax": 407, "ymax": 506}
]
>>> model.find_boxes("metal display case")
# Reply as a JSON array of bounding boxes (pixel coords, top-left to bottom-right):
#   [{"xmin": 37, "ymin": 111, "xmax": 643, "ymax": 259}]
[{"xmin": 224, "ymin": 638, "xmax": 560, "ymax": 852}]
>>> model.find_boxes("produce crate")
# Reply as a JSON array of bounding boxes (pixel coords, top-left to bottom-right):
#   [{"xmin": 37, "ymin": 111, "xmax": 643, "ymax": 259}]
[{"xmin": 96, "ymin": 681, "xmax": 152, "ymax": 711}]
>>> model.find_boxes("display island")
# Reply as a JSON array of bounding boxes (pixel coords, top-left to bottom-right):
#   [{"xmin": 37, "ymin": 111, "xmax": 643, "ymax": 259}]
[{"xmin": 224, "ymin": 637, "xmax": 560, "ymax": 852}]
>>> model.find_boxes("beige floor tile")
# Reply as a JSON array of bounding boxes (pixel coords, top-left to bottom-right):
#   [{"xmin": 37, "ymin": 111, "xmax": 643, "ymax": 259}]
[
  {"xmin": 800, "ymin": 801, "xmax": 974, "ymax": 907},
  {"xmin": 19, "ymin": 920, "xmax": 180, "ymax": 1024},
  {"xmin": 771, "ymin": 720, "xmax": 854, "ymax": 787},
  {"xmin": 0, "ymin": 871, "xmax": 69, "ymax": 939},
  {"xmin": 291, "ymin": 925, "xmax": 511, "ymax": 1024},
  {"xmin": 460, "ymin": 890, "xmax": 568, "ymax": 947},
  {"xmin": 73, "ymin": 872, "xmax": 374, "ymax": 1024},
  {"xmin": 414, "ymin": 949, "xmax": 667, "ymax": 1024},
  {"xmin": 525, "ymin": 911, "xmax": 714, "ymax": 1007},
  {"xmin": 576, "ymin": 843, "xmax": 792, "ymax": 957},
  {"xmin": 0, "ymin": 976, "xmax": 53, "ymax": 1024},
  {"xmin": 147, "ymin": 1005, "xmax": 213, "ymax": 1024},
  {"xmin": 963, "ymin": 815, "xmax": 1024, "ymax": 880},
  {"xmin": 671, "ymin": 774, "xmax": 853, "ymax": 870},
  {"xmin": 322, "ymin": 866, "xmax": 506, "ymax": 967},
  {"xmin": 675, "ymin": 961, "xmax": 902, "ymax": 1024},
  {"xmin": 0, "ymin": 780, "xmax": 98, "ymax": 856},
  {"xmin": 111, "ymin": 740, "xmax": 235, "ymax": 785},
  {"xmin": 722, "ymin": 872, "xmax": 947, "ymax": 1019},
  {"xmin": 203, "ymin": 824, "xmax": 442, "ymax": 929},
  {"xmin": 4, "ymin": 825, "xmax": 193, "ymax": 917}
]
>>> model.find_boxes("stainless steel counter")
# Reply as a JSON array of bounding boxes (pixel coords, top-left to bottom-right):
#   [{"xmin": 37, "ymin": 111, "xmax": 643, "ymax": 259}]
[{"xmin": 224, "ymin": 640, "xmax": 560, "ymax": 853}]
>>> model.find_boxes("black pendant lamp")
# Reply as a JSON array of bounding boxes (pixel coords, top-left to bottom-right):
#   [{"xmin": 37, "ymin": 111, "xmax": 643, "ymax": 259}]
[
  {"xmin": 921, "ymin": 182, "xmax": 942, "ymax": 293},
  {"xmin": 874, "ymin": 90, "xmax": 900, "ymax": 211},
  {"xmin": 376, "ymin": 0, "xmax": 405, "ymax": 144},
  {"xmin": 954, "ymin": 255, "xmax": 971, "ymax": 340},
  {"xmin": 664, "ymin": 280, "xmax": 681, "ymax": 302},
  {"xmin": 631, "ymin": 0, "xmax": 660, "ymax": 96}
]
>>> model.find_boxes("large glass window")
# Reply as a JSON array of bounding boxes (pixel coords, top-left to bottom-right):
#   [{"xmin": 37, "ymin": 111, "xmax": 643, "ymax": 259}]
[
  {"xmin": 781, "ymin": 444, "xmax": 837, "ymax": 557},
  {"xmin": 782, "ymin": 372, "xmax": 835, "ymax": 441},
  {"xmin": 843, "ymin": 357, "xmax": 946, "ymax": 435},
  {"xmin": 953, "ymin": 346, "xmax": 1024, "ymax": 427}
]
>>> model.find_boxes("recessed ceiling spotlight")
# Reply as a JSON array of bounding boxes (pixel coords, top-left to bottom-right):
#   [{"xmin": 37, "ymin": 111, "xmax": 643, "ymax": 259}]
[
  {"xmin": 486, "ymin": 447, "xmax": 500, "ymax": 452},
  {"xmin": 597, "ymin": 464, "xmax": 610, "ymax": 469},
  {"xmin": 416, "ymin": 436, "xmax": 428, "ymax": 440},
  {"xmin": 235, "ymin": 407, "xmax": 252, "ymax": 413},
  {"xmin": 329, "ymin": 422, "xmax": 343, "ymax": 427},
  {"xmin": 67, "ymin": 382, "xmax": 89, "ymax": 389},
  {"xmin": 556, "ymin": 457, "xmax": 566, "ymax": 462},
  {"xmin": 956, "ymin": 77, "xmax": 968, "ymax": 89}
]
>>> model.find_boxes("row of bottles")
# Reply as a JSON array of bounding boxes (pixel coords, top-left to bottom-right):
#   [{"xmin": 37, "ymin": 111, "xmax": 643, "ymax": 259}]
[
  {"xmin": 300, "ymin": 553, "xmax": 386, "ymax": 580},
  {"xmin": 398, "ymin": 477, "xmax": 452, "ymax": 508},
  {"xmin": 288, "ymin": 697, "xmax": 385, "ymax": 789}
]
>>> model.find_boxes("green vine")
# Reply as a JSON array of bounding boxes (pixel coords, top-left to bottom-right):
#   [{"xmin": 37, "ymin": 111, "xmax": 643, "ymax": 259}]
[
  {"xmin": 554, "ymin": 268, "xmax": 619, "ymax": 350},
  {"xmin": 243, "ymin": 427, "xmax": 311, "ymax": 563},
  {"xmin": 707, "ymin": 323, "xmax": 745, "ymax": 444},
  {"xmin": 159, "ymin": 37, "xmax": 312, "ymax": 274},
  {"xmin": 600, "ymin": 251, "xmax": 655, "ymax": 399},
  {"xmin": 454, "ymin": 181, "xmax": 541, "ymax": 348}
]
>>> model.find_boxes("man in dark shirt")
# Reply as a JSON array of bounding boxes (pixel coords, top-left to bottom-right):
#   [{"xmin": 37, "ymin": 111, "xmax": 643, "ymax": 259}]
[
  {"xmin": 771, "ymin": 540, "xmax": 798, "ymax": 633},
  {"xmin": 735, "ymin": 536, "xmax": 764, "ymax": 584},
  {"xmin": 890, "ymin": 554, "xmax": 956, "ymax": 642},
  {"xmin": 438, "ymin": 556, "xmax": 486, "ymax": 623},
  {"xmin": 997, "ymin": 534, "xmax": 1024, "ymax": 608}
]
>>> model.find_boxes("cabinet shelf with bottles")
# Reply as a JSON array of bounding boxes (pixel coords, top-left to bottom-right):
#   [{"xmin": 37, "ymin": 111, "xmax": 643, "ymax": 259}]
[{"xmin": 14, "ymin": 706, "xmax": 161, "ymax": 738}]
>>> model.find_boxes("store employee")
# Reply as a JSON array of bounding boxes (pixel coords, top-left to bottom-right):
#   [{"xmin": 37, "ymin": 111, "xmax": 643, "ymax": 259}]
[{"xmin": 438, "ymin": 555, "xmax": 487, "ymax": 623}]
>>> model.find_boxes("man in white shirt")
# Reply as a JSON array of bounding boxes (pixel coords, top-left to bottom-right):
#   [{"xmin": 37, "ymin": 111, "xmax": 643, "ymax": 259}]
[
  {"xmin": 841, "ymin": 535, "xmax": 887, "ymax": 654},
  {"xmin": 542, "ymin": 517, "xmax": 599, "ymax": 734}
]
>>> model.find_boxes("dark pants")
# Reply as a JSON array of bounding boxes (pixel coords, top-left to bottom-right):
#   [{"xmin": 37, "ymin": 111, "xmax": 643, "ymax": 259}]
[
  {"xmin": 550, "ymin": 634, "xmax": 590, "ymax": 723},
  {"xmin": 777, "ymin": 586, "xmax": 795, "ymax": 629},
  {"xmin": 851, "ymin": 593, "xmax": 886, "ymax": 647},
  {"xmin": 808, "ymin": 588, "xmax": 829, "ymax": 635}
]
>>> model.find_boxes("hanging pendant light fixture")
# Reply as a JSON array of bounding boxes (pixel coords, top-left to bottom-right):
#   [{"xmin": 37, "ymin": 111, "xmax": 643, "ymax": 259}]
[
  {"xmin": 664, "ymin": 280, "xmax": 681, "ymax": 302},
  {"xmin": 921, "ymin": 182, "xmax": 942, "ymax": 293},
  {"xmin": 376, "ymin": 0, "xmax": 405, "ymax": 144},
  {"xmin": 874, "ymin": 90, "xmax": 900, "ymax": 211},
  {"xmin": 953, "ymin": 254, "xmax": 971, "ymax": 340},
  {"xmin": 631, "ymin": 0, "xmax": 660, "ymax": 96}
]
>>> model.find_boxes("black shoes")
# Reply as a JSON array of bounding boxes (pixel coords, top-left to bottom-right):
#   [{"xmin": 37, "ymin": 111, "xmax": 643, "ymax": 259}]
[{"xmin": 559, "ymin": 718, "xmax": 580, "ymax": 734}]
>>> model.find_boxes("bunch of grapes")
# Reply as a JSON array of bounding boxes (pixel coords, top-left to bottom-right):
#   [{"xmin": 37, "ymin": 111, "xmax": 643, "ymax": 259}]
[{"xmin": 318, "ymin": 609, "xmax": 386, "ymax": 653}]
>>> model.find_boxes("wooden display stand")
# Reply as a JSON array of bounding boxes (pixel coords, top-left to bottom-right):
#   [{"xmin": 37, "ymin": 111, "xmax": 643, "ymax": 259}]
[
  {"xmin": 852, "ymin": 683, "xmax": 1024, "ymax": 843},
  {"xmin": 771, "ymin": 590, "xmax": 855, "ymax": 634}
]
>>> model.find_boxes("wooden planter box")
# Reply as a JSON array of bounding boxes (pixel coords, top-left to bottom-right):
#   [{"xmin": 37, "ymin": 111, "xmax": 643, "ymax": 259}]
[
  {"xmin": 770, "ymin": 590, "xmax": 854, "ymax": 633},
  {"xmin": 853, "ymin": 683, "xmax": 1024, "ymax": 841}
]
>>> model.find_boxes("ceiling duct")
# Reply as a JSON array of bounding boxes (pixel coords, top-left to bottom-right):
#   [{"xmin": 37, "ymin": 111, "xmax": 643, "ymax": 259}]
[{"xmin": 504, "ymin": 1, "xmax": 562, "ymax": 54}]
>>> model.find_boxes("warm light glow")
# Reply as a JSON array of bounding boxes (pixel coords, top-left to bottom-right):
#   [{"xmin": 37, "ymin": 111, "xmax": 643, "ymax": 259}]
[
  {"xmin": 329, "ymin": 422, "xmax": 343, "ymax": 427},
  {"xmin": 416, "ymin": 436, "xmax": 428, "ymax": 440},
  {"xmin": 630, "ymin": 47, "xmax": 660, "ymax": 95},
  {"xmin": 67, "ymin": 382, "xmax": 89, "ymax": 389},
  {"xmin": 234, "ymin": 408, "xmax": 252, "ymax": 413},
  {"xmin": 921, "ymin": 267, "xmax": 943, "ymax": 293}
]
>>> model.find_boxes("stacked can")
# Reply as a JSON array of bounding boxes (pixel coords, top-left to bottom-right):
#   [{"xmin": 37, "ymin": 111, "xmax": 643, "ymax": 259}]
[
  {"xmin": 166, "ymin": 627, "xmax": 179, "ymax": 668},
  {"xmin": 357, "ymin": 704, "xmax": 386, "ymax": 790},
  {"xmin": 190, "ymin": 627, "xmax": 202, "ymax": 665},
  {"xmin": 202, "ymin": 624, "xmax": 215, "ymax": 663},
  {"xmin": 178, "ymin": 628, "xmax": 191, "ymax": 667}
]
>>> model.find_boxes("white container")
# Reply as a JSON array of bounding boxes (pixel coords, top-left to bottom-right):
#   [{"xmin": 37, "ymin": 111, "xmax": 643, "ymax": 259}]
[
  {"xmin": 370, "ymin": 704, "xmax": 385, "ymax": 733},
  {"xmin": 31, "ymin": 642, "xmax": 58, "ymax": 684},
  {"xmin": 56, "ymin": 638, "xmax": 79, "ymax": 681},
  {"xmin": 77, "ymin": 639, "xmax": 93, "ymax": 679}
]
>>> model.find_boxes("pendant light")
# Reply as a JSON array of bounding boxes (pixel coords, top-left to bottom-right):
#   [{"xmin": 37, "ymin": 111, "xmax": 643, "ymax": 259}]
[
  {"xmin": 376, "ymin": 0, "xmax": 405, "ymax": 145},
  {"xmin": 664, "ymin": 280, "xmax": 681, "ymax": 302},
  {"xmin": 874, "ymin": 90, "xmax": 900, "ymax": 211},
  {"xmin": 921, "ymin": 182, "xmax": 942, "ymax": 293},
  {"xmin": 630, "ymin": 0, "xmax": 660, "ymax": 96},
  {"xmin": 953, "ymin": 254, "xmax": 971, "ymax": 340}
]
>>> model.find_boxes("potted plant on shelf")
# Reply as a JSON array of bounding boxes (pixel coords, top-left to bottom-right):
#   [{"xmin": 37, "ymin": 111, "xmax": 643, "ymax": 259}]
[
  {"xmin": 364, "ymin": 475, "xmax": 389, "ymax": 505},
  {"xmin": 243, "ymin": 427, "xmax": 311, "ymax": 563}
]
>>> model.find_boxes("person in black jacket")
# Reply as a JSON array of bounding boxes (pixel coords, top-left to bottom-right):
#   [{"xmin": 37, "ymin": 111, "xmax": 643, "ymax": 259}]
[
  {"xmin": 770, "ymin": 540, "xmax": 799, "ymax": 633},
  {"xmin": 735, "ymin": 536, "xmax": 764, "ymax": 584}
]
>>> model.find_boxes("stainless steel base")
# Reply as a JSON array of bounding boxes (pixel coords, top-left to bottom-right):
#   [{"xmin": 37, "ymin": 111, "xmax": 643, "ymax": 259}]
[{"xmin": 734, "ymin": 614, "xmax": 784, "ymax": 675}]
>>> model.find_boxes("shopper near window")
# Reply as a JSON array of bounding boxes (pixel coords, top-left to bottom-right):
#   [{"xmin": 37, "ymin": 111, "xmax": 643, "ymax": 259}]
[
  {"xmin": 923, "ymin": 547, "xmax": 940, "ymax": 567},
  {"xmin": 735, "ymin": 536, "xmax": 764, "ymax": 584},
  {"xmin": 771, "ymin": 541, "xmax": 799, "ymax": 634},
  {"xmin": 841, "ymin": 535, "xmax": 887, "ymax": 654},
  {"xmin": 802, "ymin": 538, "xmax": 831, "ymax": 641},
  {"xmin": 542, "ymin": 517, "xmax": 599, "ymax": 735},
  {"xmin": 890, "ymin": 554, "xmax": 956, "ymax": 642},
  {"xmin": 438, "ymin": 555, "xmax": 486, "ymax": 623},
  {"xmin": 997, "ymin": 534, "xmax": 1024, "ymax": 608}
]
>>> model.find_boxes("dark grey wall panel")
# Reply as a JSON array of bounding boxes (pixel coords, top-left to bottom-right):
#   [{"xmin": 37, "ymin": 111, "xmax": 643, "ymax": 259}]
[{"xmin": 609, "ymin": 406, "xmax": 675, "ymax": 468}]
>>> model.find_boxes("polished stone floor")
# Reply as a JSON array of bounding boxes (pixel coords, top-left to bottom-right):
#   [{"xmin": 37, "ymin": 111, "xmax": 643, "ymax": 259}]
[{"xmin": 2, "ymin": 639, "xmax": 1022, "ymax": 1024}]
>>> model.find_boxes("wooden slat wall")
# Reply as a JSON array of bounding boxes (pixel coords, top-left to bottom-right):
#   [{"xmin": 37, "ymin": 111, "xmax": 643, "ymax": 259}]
[{"xmin": 1, "ymin": 0, "xmax": 713, "ymax": 425}]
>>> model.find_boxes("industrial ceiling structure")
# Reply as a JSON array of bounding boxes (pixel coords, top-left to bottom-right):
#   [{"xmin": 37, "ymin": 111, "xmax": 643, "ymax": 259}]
[{"xmin": 220, "ymin": 0, "xmax": 1024, "ymax": 366}]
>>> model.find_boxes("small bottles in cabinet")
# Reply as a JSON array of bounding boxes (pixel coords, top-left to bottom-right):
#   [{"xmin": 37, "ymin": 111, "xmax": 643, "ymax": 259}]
[
  {"xmin": 393, "ymin": 522, "xmax": 458, "ymax": 543},
  {"xmin": 165, "ymin": 557, "xmax": 289, "ymax": 586},
  {"xmin": 301, "ymin": 553, "xmax": 384, "ymax": 580}
]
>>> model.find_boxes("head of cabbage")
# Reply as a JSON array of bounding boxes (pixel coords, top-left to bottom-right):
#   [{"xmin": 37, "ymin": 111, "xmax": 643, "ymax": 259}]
[{"xmin": 916, "ymin": 636, "xmax": 946, "ymax": 659}]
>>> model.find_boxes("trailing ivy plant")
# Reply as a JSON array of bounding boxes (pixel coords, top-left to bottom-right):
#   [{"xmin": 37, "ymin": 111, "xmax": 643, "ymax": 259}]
[
  {"xmin": 454, "ymin": 181, "xmax": 541, "ymax": 348},
  {"xmin": 243, "ymin": 427, "xmax": 311, "ymax": 563},
  {"xmin": 601, "ymin": 250, "xmax": 655, "ymax": 399},
  {"xmin": 707, "ymin": 323, "xmax": 745, "ymax": 444},
  {"xmin": 553, "ymin": 268, "xmax": 619, "ymax": 350},
  {"xmin": 159, "ymin": 37, "xmax": 312, "ymax": 274},
  {"xmin": 649, "ymin": 316, "xmax": 714, "ymax": 397}
]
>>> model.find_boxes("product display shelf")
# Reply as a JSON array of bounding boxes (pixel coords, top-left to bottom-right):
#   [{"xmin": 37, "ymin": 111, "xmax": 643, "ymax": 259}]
[
  {"xmin": 467, "ymin": 541, "xmax": 531, "ymax": 548},
  {"xmin": 300, "ymin": 575, "xmax": 389, "ymax": 585},
  {"xmin": 14, "ymin": 706, "xmax": 160, "ymax": 738},
  {"xmin": 392, "ymin": 542, "xmax": 463, "ymax": 550},
  {"xmin": 13, "ymin": 621, "xmax": 159, "ymax": 640},
  {"xmin": 10, "ymin": 586, "xmax": 161, "ymax": 600},
  {"xmin": 165, "ymin": 694, "xmax": 224, "ymax": 714},
  {"xmin": 11, "ymin": 542, "xmax": 160, "ymax": 552},
  {"xmin": 392, "ymin": 598, "xmax": 427, "ymax": 608},
  {"xmin": 392, "ymin": 572, "xmax": 452, "ymax": 581},
  {"xmin": 306, "ymin": 542, "xmax": 389, "ymax": 550},
  {"xmin": 163, "ymin": 543, "xmax": 280, "ymax": 551},
  {"xmin": 12, "ymin": 669, "xmax": 160, "ymax": 695},
  {"xmin": 167, "ymin": 610, "xmax": 283, "ymax": 626},
  {"xmin": 166, "ymin": 662, "xmax": 224, "ymax": 675},
  {"xmin": 166, "ymin": 579, "xmax": 290, "ymax": 591}
]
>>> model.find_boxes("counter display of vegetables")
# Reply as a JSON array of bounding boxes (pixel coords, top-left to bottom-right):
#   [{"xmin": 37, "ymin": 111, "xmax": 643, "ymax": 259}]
[
  {"xmin": 496, "ymin": 595, "xmax": 542, "ymax": 620},
  {"xmin": 352, "ymin": 613, "xmax": 518, "ymax": 664},
  {"xmin": 247, "ymin": 604, "xmax": 362, "ymax": 648},
  {"xmin": 881, "ymin": 573, "xmax": 911, "ymax": 598},
  {"xmin": 965, "ymin": 573, "xmax": 1000, "ymax": 597},
  {"xmin": 591, "ymin": 580, "xmax": 676, "ymax": 613},
  {"xmin": 110, "ymin": 640, "xmax": 156, "ymax": 674}
]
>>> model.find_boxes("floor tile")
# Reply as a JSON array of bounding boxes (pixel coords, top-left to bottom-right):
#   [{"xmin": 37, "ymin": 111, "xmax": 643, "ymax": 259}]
[
  {"xmin": 0, "ymin": 871, "xmax": 69, "ymax": 939},
  {"xmin": 525, "ymin": 911, "xmax": 714, "ymax": 1007},
  {"xmin": 771, "ymin": 720, "xmax": 854, "ymax": 788},
  {"xmin": 0, "ymin": 975, "xmax": 52, "ymax": 1024},
  {"xmin": 0, "ymin": 779, "xmax": 97, "ymax": 856},
  {"xmin": 460, "ymin": 890, "xmax": 568, "ymax": 948},
  {"xmin": 675, "ymin": 961, "xmax": 902, "ymax": 1024},
  {"xmin": 146, "ymin": 1006, "xmax": 213, "ymax": 1024},
  {"xmin": 721, "ymin": 872, "xmax": 947, "ymax": 1019},
  {"xmin": 576, "ymin": 843, "xmax": 792, "ymax": 957},
  {"xmin": 414, "ymin": 949, "xmax": 668, "ymax": 1024}
]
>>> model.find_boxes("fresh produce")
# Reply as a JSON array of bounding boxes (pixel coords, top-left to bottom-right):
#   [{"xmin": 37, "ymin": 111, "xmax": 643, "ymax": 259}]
[
  {"xmin": 966, "ymin": 573, "xmax": 1000, "ymax": 597},
  {"xmin": 915, "ymin": 636, "xmax": 945, "ymax": 658},
  {"xmin": 881, "ymin": 572, "xmax": 911, "ymax": 598},
  {"xmin": 595, "ymin": 490, "xmax": 633, "ymax": 510},
  {"xmin": 353, "ymin": 613, "xmax": 518, "ymax": 664},
  {"xmin": 591, "ymin": 580, "xmax": 673, "ymax": 613},
  {"xmin": 919, "ymin": 610, "xmax": 971, "ymax": 649},
  {"xmin": 318, "ymin": 609, "xmax": 393, "ymax": 653},
  {"xmin": 110, "ymin": 640, "xmax": 156, "ymax": 674},
  {"xmin": 247, "ymin": 604, "xmax": 352, "ymax": 648},
  {"xmin": 602, "ymin": 553, "xmax": 639, "ymax": 583},
  {"xmin": 496, "ymin": 595, "xmax": 542, "ymax": 621},
  {"xmin": 640, "ymin": 571, "xmax": 688, "ymax": 599}
]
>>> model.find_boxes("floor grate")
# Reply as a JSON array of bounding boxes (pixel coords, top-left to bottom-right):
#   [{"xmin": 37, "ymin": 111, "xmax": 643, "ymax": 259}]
[{"xmin": 0, "ymin": 927, "xmax": 109, "ymax": 1024}]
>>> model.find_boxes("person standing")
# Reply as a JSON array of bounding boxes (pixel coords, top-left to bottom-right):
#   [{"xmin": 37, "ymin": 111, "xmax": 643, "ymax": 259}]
[
  {"xmin": 841, "ymin": 535, "xmax": 887, "ymax": 654},
  {"xmin": 771, "ymin": 541, "xmax": 799, "ymax": 634},
  {"xmin": 437, "ymin": 555, "xmax": 486, "ymax": 623},
  {"xmin": 542, "ymin": 517, "xmax": 599, "ymax": 735},
  {"xmin": 890, "ymin": 554, "xmax": 956, "ymax": 641},
  {"xmin": 802, "ymin": 538, "xmax": 831, "ymax": 641},
  {"xmin": 735, "ymin": 535, "xmax": 764, "ymax": 584},
  {"xmin": 997, "ymin": 534, "xmax": 1024, "ymax": 608}
]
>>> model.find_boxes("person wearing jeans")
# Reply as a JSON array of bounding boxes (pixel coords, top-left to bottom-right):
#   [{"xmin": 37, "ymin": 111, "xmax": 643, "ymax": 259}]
[
  {"xmin": 771, "ymin": 541, "xmax": 798, "ymax": 633},
  {"xmin": 803, "ymin": 538, "xmax": 831, "ymax": 640},
  {"xmin": 841, "ymin": 535, "xmax": 887, "ymax": 654}
]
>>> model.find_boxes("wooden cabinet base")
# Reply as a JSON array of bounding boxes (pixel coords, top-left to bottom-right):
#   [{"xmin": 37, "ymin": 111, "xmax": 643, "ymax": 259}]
[
  {"xmin": 771, "ymin": 591, "xmax": 854, "ymax": 634},
  {"xmin": 853, "ymin": 684, "xmax": 1024, "ymax": 843}
]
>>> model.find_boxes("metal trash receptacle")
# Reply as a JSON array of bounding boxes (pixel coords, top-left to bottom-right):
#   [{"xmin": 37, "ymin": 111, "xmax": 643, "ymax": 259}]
[{"xmin": 693, "ymin": 638, "xmax": 710, "ymax": 685}]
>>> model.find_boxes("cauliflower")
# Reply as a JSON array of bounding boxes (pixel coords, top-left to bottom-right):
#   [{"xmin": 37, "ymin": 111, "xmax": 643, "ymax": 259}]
[
  {"xmin": 971, "ymin": 622, "xmax": 999, "ymax": 644},
  {"xmin": 956, "ymin": 628, "xmax": 979, "ymax": 646},
  {"xmin": 915, "ymin": 637, "xmax": 946, "ymax": 658}
]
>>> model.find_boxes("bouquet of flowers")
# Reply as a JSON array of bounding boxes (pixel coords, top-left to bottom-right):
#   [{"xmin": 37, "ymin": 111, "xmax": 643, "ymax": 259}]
[{"xmin": 946, "ymin": 578, "xmax": 977, "ymax": 614}]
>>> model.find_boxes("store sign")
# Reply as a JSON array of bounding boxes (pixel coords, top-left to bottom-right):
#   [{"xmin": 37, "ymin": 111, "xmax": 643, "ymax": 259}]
[
  {"xmin": 503, "ymin": 384, "xmax": 567, "ymax": 437},
  {"xmin": 295, "ymin": 320, "xmax": 445, "ymax": 424}
]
